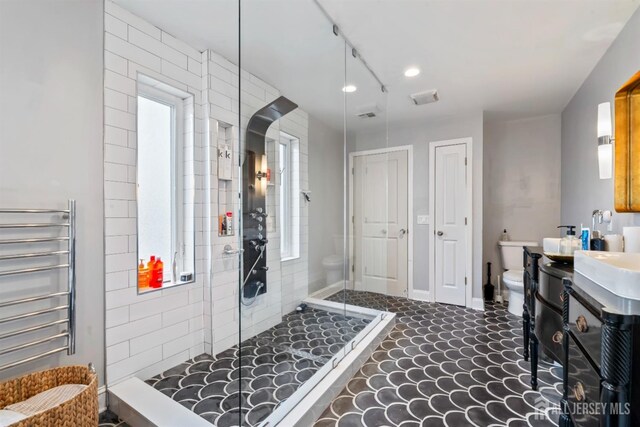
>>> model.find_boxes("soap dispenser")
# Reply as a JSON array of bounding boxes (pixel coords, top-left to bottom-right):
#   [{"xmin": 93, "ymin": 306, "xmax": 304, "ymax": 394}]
[{"xmin": 558, "ymin": 225, "xmax": 578, "ymax": 255}]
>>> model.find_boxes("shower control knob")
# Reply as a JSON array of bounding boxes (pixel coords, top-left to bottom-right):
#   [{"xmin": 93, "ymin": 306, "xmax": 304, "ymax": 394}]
[
  {"xmin": 437, "ymin": 231, "xmax": 444, "ymax": 236},
  {"xmin": 250, "ymin": 209, "xmax": 268, "ymax": 219}
]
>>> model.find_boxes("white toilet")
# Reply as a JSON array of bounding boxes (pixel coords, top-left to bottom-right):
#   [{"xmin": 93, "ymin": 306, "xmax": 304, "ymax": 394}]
[
  {"xmin": 322, "ymin": 236, "xmax": 345, "ymax": 286},
  {"xmin": 498, "ymin": 240, "xmax": 538, "ymax": 316}
]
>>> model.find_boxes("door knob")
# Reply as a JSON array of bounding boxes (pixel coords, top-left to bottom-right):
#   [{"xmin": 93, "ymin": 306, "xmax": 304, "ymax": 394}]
[
  {"xmin": 398, "ymin": 229, "xmax": 407, "ymax": 238},
  {"xmin": 437, "ymin": 231, "xmax": 444, "ymax": 236},
  {"xmin": 576, "ymin": 315, "xmax": 589, "ymax": 333},
  {"xmin": 381, "ymin": 229, "xmax": 387, "ymax": 234}
]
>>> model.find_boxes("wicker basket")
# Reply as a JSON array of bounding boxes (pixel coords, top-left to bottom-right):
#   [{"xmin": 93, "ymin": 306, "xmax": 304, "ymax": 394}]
[{"xmin": 0, "ymin": 365, "xmax": 98, "ymax": 427}]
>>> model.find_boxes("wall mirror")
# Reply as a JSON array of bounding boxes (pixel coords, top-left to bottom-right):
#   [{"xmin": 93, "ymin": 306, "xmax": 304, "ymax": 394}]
[
  {"xmin": 615, "ymin": 71, "xmax": 640, "ymax": 212},
  {"xmin": 136, "ymin": 74, "xmax": 196, "ymax": 293}
]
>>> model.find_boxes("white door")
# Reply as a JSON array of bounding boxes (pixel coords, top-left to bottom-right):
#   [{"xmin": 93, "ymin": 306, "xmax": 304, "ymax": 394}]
[
  {"xmin": 434, "ymin": 143, "xmax": 467, "ymax": 306},
  {"xmin": 353, "ymin": 150, "xmax": 408, "ymax": 297}
]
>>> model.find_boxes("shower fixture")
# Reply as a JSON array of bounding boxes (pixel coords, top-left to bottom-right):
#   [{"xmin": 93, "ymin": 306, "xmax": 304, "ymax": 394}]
[{"xmin": 242, "ymin": 96, "xmax": 298, "ymax": 301}]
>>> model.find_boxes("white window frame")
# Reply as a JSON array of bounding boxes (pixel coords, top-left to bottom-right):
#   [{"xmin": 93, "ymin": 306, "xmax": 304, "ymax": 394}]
[
  {"xmin": 279, "ymin": 132, "xmax": 300, "ymax": 261},
  {"xmin": 137, "ymin": 83, "xmax": 186, "ymax": 284}
]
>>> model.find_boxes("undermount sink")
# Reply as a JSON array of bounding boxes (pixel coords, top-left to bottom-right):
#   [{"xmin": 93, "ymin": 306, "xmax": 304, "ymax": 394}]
[{"xmin": 574, "ymin": 251, "xmax": 640, "ymax": 300}]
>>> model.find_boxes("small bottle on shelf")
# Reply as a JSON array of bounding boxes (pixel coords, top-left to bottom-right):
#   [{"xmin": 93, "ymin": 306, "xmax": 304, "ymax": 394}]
[
  {"xmin": 219, "ymin": 214, "xmax": 226, "ymax": 236},
  {"xmin": 138, "ymin": 259, "xmax": 149, "ymax": 289},
  {"xmin": 226, "ymin": 212, "xmax": 233, "ymax": 236}
]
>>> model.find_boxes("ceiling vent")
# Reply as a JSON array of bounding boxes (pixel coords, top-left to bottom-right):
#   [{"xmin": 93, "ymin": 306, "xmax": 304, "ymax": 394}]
[
  {"xmin": 410, "ymin": 89, "xmax": 439, "ymax": 106},
  {"xmin": 356, "ymin": 103, "xmax": 381, "ymax": 118}
]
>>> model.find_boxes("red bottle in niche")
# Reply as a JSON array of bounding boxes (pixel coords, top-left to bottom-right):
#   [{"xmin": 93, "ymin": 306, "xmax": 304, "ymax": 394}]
[
  {"xmin": 154, "ymin": 257, "xmax": 164, "ymax": 287},
  {"xmin": 147, "ymin": 256, "xmax": 158, "ymax": 288}
]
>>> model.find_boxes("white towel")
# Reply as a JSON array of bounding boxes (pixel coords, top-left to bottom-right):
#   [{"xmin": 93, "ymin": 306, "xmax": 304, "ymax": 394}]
[{"xmin": 5, "ymin": 384, "xmax": 87, "ymax": 417}]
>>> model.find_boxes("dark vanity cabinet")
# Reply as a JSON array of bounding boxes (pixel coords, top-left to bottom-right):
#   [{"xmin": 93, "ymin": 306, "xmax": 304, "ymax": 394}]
[
  {"xmin": 537, "ymin": 262, "xmax": 572, "ymax": 364},
  {"xmin": 560, "ymin": 277, "xmax": 640, "ymax": 427},
  {"xmin": 523, "ymin": 247, "xmax": 571, "ymax": 390},
  {"xmin": 523, "ymin": 247, "xmax": 542, "ymax": 389}
]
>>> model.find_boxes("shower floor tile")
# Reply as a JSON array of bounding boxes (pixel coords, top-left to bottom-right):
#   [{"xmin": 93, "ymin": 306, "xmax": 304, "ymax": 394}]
[
  {"xmin": 316, "ymin": 290, "xmax": 562, "ymax": 427},
  {"xmin": 145, "ymin": 307, "xmax": 370, "ymax": 426}
]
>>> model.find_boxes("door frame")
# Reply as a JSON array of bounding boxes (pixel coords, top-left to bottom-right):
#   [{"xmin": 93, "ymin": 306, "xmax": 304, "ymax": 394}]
[
  {"xmin": 428, "ymin": 137, "xmax": 473, "ymax": 308},
  {"xmin": 348, "ymin": 145, "xmax": 414, "ymax": 298}
]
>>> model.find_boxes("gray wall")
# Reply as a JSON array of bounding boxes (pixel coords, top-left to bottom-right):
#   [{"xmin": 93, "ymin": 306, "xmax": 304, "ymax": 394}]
[
  {"xmin": 0, "ymin": 0, "xmax": 105, "ymax": 384},
  {"xmin": 351, "ymin": 112, "xmax": 484, "ymax": 302},
  {"xmin": 308, "ymin": 117, "xmax": 344, "ymax": 293},
  {"xmin": 483, "ymin": 115, "xmax": 562, "ymax": 283},
  {"xmin": 562, "ymin": 8, "xmax": 640, "ymax": 231}
]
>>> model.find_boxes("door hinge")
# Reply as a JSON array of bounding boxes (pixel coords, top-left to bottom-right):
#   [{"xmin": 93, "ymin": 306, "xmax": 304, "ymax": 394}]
[
  {"xmin": 352, "ymin": 215, "xmax": 354, "ymax": 223},
  {"xmin": 351, "ymin": 167, "xmax": 354, "ymax": 175},
  {"xmin": 464, "ymin": 157, "xmax": 467, "ymax": 166},
  {"xmin": 465, "ymin": 277, "xmax": 467, "ymax": 285},
  {"xmin": 465, "ymin": 217, "xmax": 467, "ymax": 225},
  {"xmin": 352, "ymin": 264, "xmax": 355, "ymax": 273}
]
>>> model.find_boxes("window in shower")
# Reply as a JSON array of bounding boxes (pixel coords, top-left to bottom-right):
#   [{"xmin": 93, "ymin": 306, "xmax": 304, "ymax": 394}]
[
  {"xmin": 136, "ymin": 78, "xmax": 195, "ymax": 292},
  {"xmin": 279, "ymin": 132, "xmax": 300, "ymax": 260}
]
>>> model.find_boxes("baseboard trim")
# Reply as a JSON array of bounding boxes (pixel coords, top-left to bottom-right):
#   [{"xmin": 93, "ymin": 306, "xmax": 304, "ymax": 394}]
[
  {"xmin": 409, "ymin": 289, "xmax": 430, "ymax": 302},
  {"xmin": 471, "ymin": 297, "xmax": 485, "ymax": 311},
  {"xmin": 306, "ymin": 281, "xmax": 344, "ymax": 300}
]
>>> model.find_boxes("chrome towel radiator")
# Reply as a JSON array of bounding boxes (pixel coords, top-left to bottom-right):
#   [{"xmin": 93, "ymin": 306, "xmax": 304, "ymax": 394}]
[{"xmin": 0, "ymin": 200, "xmax": 76, "ymax": 372}]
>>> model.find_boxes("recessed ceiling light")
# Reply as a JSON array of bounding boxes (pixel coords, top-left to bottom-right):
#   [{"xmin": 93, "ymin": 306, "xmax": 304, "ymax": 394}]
[
  {"xmin": 342, "ymin": 85, "xmax": 357, "ymax": 93},
  {"xmin": 404, "ymin": 67, "xmax": 420, "ymax": 77}
]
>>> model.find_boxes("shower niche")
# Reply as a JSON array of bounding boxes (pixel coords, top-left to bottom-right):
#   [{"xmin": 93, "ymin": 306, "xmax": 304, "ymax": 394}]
[
  {"xmin": 242, "ymin": 96, "xmax": 297, "ymax": 299},
  {"xmin": 217, "ymin": 122, "xmax": 236, "ymax": 237}
]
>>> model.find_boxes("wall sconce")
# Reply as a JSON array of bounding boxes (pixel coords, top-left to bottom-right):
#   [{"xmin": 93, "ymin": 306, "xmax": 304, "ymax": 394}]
[
  {"xmin": 256, "ymin": 154, "xmax": 268, "ymax": 181},
  {"xmin": 255, "ymin": 154, "xmax": 268, "ymax": 195},
  {"xmin": 597, "ymin": 102, "xmax": 613, "ymax": 180}
]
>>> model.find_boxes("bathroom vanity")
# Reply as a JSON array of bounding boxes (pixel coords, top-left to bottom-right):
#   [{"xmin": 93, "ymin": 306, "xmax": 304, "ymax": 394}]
[
  {"xmin": 559, "ymin": 252, "xmax": 640, "ymax": 427},
  {"xmin": 523, "ymin": 246, "xmax": 572, "ymax": 390}
]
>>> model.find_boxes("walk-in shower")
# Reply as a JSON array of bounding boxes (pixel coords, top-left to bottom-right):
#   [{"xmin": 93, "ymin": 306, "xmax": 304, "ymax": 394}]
[{"xmin": 101, "ymin": 0, "xmax": 397, "ymax": 425}]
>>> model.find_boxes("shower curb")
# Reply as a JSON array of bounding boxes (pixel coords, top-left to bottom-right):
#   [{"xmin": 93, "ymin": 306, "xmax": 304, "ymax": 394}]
[{"xmin": 269, "ymin": 308, "xmax": 396, "ymax": 426}]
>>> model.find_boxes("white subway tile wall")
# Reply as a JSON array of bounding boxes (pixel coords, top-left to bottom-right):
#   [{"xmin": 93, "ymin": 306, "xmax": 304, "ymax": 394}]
[
  {"xmin": 103, "ymin": 1, "xmax": 309, "ymax": 385},
  {"xmin": 103, "ymin": 1, "xmax": 205, "ymax": 385}
]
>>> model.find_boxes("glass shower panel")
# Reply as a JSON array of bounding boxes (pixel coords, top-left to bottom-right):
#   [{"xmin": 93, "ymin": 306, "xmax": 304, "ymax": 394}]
[
  {"xmin": 237, "ymin": 1, "xmax": 348, "ymax": 424},
  {"xmin": 345, "ymin": 52, "xmax": 390, "ymax": 313}
]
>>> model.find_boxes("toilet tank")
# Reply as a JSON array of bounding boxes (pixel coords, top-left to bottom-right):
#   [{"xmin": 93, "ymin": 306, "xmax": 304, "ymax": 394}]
[{"xmin": 498, "ymin": 240, "xmax": 538, "ymax": 270}]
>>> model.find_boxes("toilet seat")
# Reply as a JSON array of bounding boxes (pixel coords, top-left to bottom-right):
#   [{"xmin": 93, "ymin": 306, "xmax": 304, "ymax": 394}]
[{"xmin": 503, "ymin": 269, "xmax": 524, "ymax": 284}]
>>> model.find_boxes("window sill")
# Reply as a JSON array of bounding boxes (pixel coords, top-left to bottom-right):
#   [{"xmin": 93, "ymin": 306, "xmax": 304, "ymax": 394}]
[{"xmin": 137, "ymin": 278, "xmax": 195, "ymax": 295}]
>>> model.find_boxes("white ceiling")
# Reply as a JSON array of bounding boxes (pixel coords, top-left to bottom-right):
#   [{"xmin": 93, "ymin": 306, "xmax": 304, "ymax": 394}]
[{"xmin": 115, "ymin": 0, "xmax": 639, "ymax": 131}]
